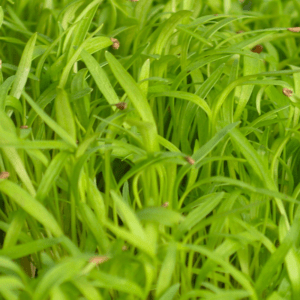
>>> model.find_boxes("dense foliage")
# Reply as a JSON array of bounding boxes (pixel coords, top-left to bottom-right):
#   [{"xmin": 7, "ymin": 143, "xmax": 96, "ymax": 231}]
[{"xmin": 0, "ymin": 0, "xmax": 300, "ymax": 299}]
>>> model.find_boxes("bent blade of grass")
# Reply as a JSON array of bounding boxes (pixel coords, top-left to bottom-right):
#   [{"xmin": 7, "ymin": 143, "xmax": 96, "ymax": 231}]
[
  {"xmin": 9, "ymin": 33, "xmax": 37, "ymax": 102},
  {"xmin": 83, "ymin": 36, "xmax": 112, "ymax": 57},
  {"xmin": 0, "ymin": 237, "xmax": 63, "ymax": 260},
  {"xmin": 0, "ymin": 276, "xmax": 25, "ymax": 292},
  {"xmin": 5, "ymin": 95, "xmax": 23, "ymax": 115},
  {"xmin": 23, "ymin": 91, "xmax": 77, "ymax": 148},
  {"xmin": 0, "ymin": 107, "xmax": 18, "ymax": 135},
  {"xmin": 0, "ymin": 180, "xmax": 63, "ymax": 237},
  {"xmin": 150, "ymin": 91, "xmax": 212, "ymax": 120},
  {"xmin": 212, "ymin": 69, "xmax": 300, "ymax": 127},
  {"xmin": 0, "ymin": 257, "xmax": 28, "ymax": 284}
]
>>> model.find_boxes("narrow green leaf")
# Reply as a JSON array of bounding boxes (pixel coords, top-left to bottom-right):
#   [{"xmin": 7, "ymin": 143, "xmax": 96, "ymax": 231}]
[
  {"xmin": 150, "ymin": 91, "xmax": 212, "ymax": 119},
  {"xmin": 0, "ymin": 76, "xmax": 15, "ymax": 111},
  {"xmin": 229, "ymin": 127, "xmax": 272, "ymax": 186},
  {"xmin": 101, "ymin": 219, "xmax": 154, "ymax": 258},
  {"xmin": 150, "ymin": 10, "xmax": 192, "ymax": 55},
  {"xmin": 80, "ymin": 49, "xmax": 119, "ymax": 108},
  {"xmin": 0, "ymin": 238, "xmax": 63, "ymax": 260},
  {"xmin": 72, "ymin": 278, "xmax": 103, "ymax": 300},
  {"xmin": 158, "ymin": 283, "xmax": 180, "ymax": 300},
  {"xmin": 78, "ymin": 202, "xmax": 110, "ymax": 253},
  {"xmin": 255, "ymin": 215, "xmax": 300, "ymax": 295},
  {"xmin": 0, "ymin": 6, "xmax": 3, "ymax": 29},
  {"xmin": 36, "ymin": 151, "xmax": 71, "ymax": 203},
  {"xmin": 175, "ymin": 193, "xmax": 223, "ymax": 239},
  {"xmin": 33, "ymin": 257, "xmax": 87, "ymax": 300},
  {"xmin": 110, "ymin": 190, "xmax": 147, "ymax": 242},
  {"xmin": 136, "ymin": 207, "xmax": 184, "ymax": 226},
  {"xmin": 156, "ymin": 242, "xmax": 177, "ymax": 297},
  {"xmin": 24, "ymin": 91, "xmax": 77, "ymax": 148},
  {"xmin": 105, "ymin": 51, "xmax": 159, "ymax": 152},
  {"xmin": 179, "ymin": 243, "xmax": 258, "ymax": 300},
  {"xmin": 54, "ymin": 88, "xmax": 77, "ymax": 142},
  {"xmin": 0, "ymin": 180, "xmax": 63, "ymax": 237},
  {"xmin": 176, "ymin": 24, "xmax": 213, "ymax": 46},
  {"xmin": 90, "ymin": 269, "xmax": 144, "ymax": 298},
  {"xmin": 138, "ymin": 59, "xmax": 150, "ymax": 96},
  {"xmin": 0, "ymin": 256, "xmax": 27, "ymax": 283},
  {"xmin": 83, "ymin": 36, "xmax": 112, "ymax": 56},
  {"xmin": 105, "ymin": 51, "xmax": 156, "ymax": 126},
  {"xmin": 10, "ymin": 33, "xmax": 37, "ymax": 100},
  {"xmin": 2, "ymin": 210, "xmax": 26, "ymax": 249}
]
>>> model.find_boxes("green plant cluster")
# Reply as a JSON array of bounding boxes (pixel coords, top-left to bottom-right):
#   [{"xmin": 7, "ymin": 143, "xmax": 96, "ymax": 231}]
[{"xmin": 0, "ymin": 0, "xmax": 300, "ymax": 299}]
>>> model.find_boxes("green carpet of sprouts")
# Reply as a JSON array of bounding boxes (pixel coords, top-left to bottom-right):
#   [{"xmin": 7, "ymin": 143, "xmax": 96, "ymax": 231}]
[{"xmin": 0, "ymin": 0, "xmax": 300, "ymax": 299}]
